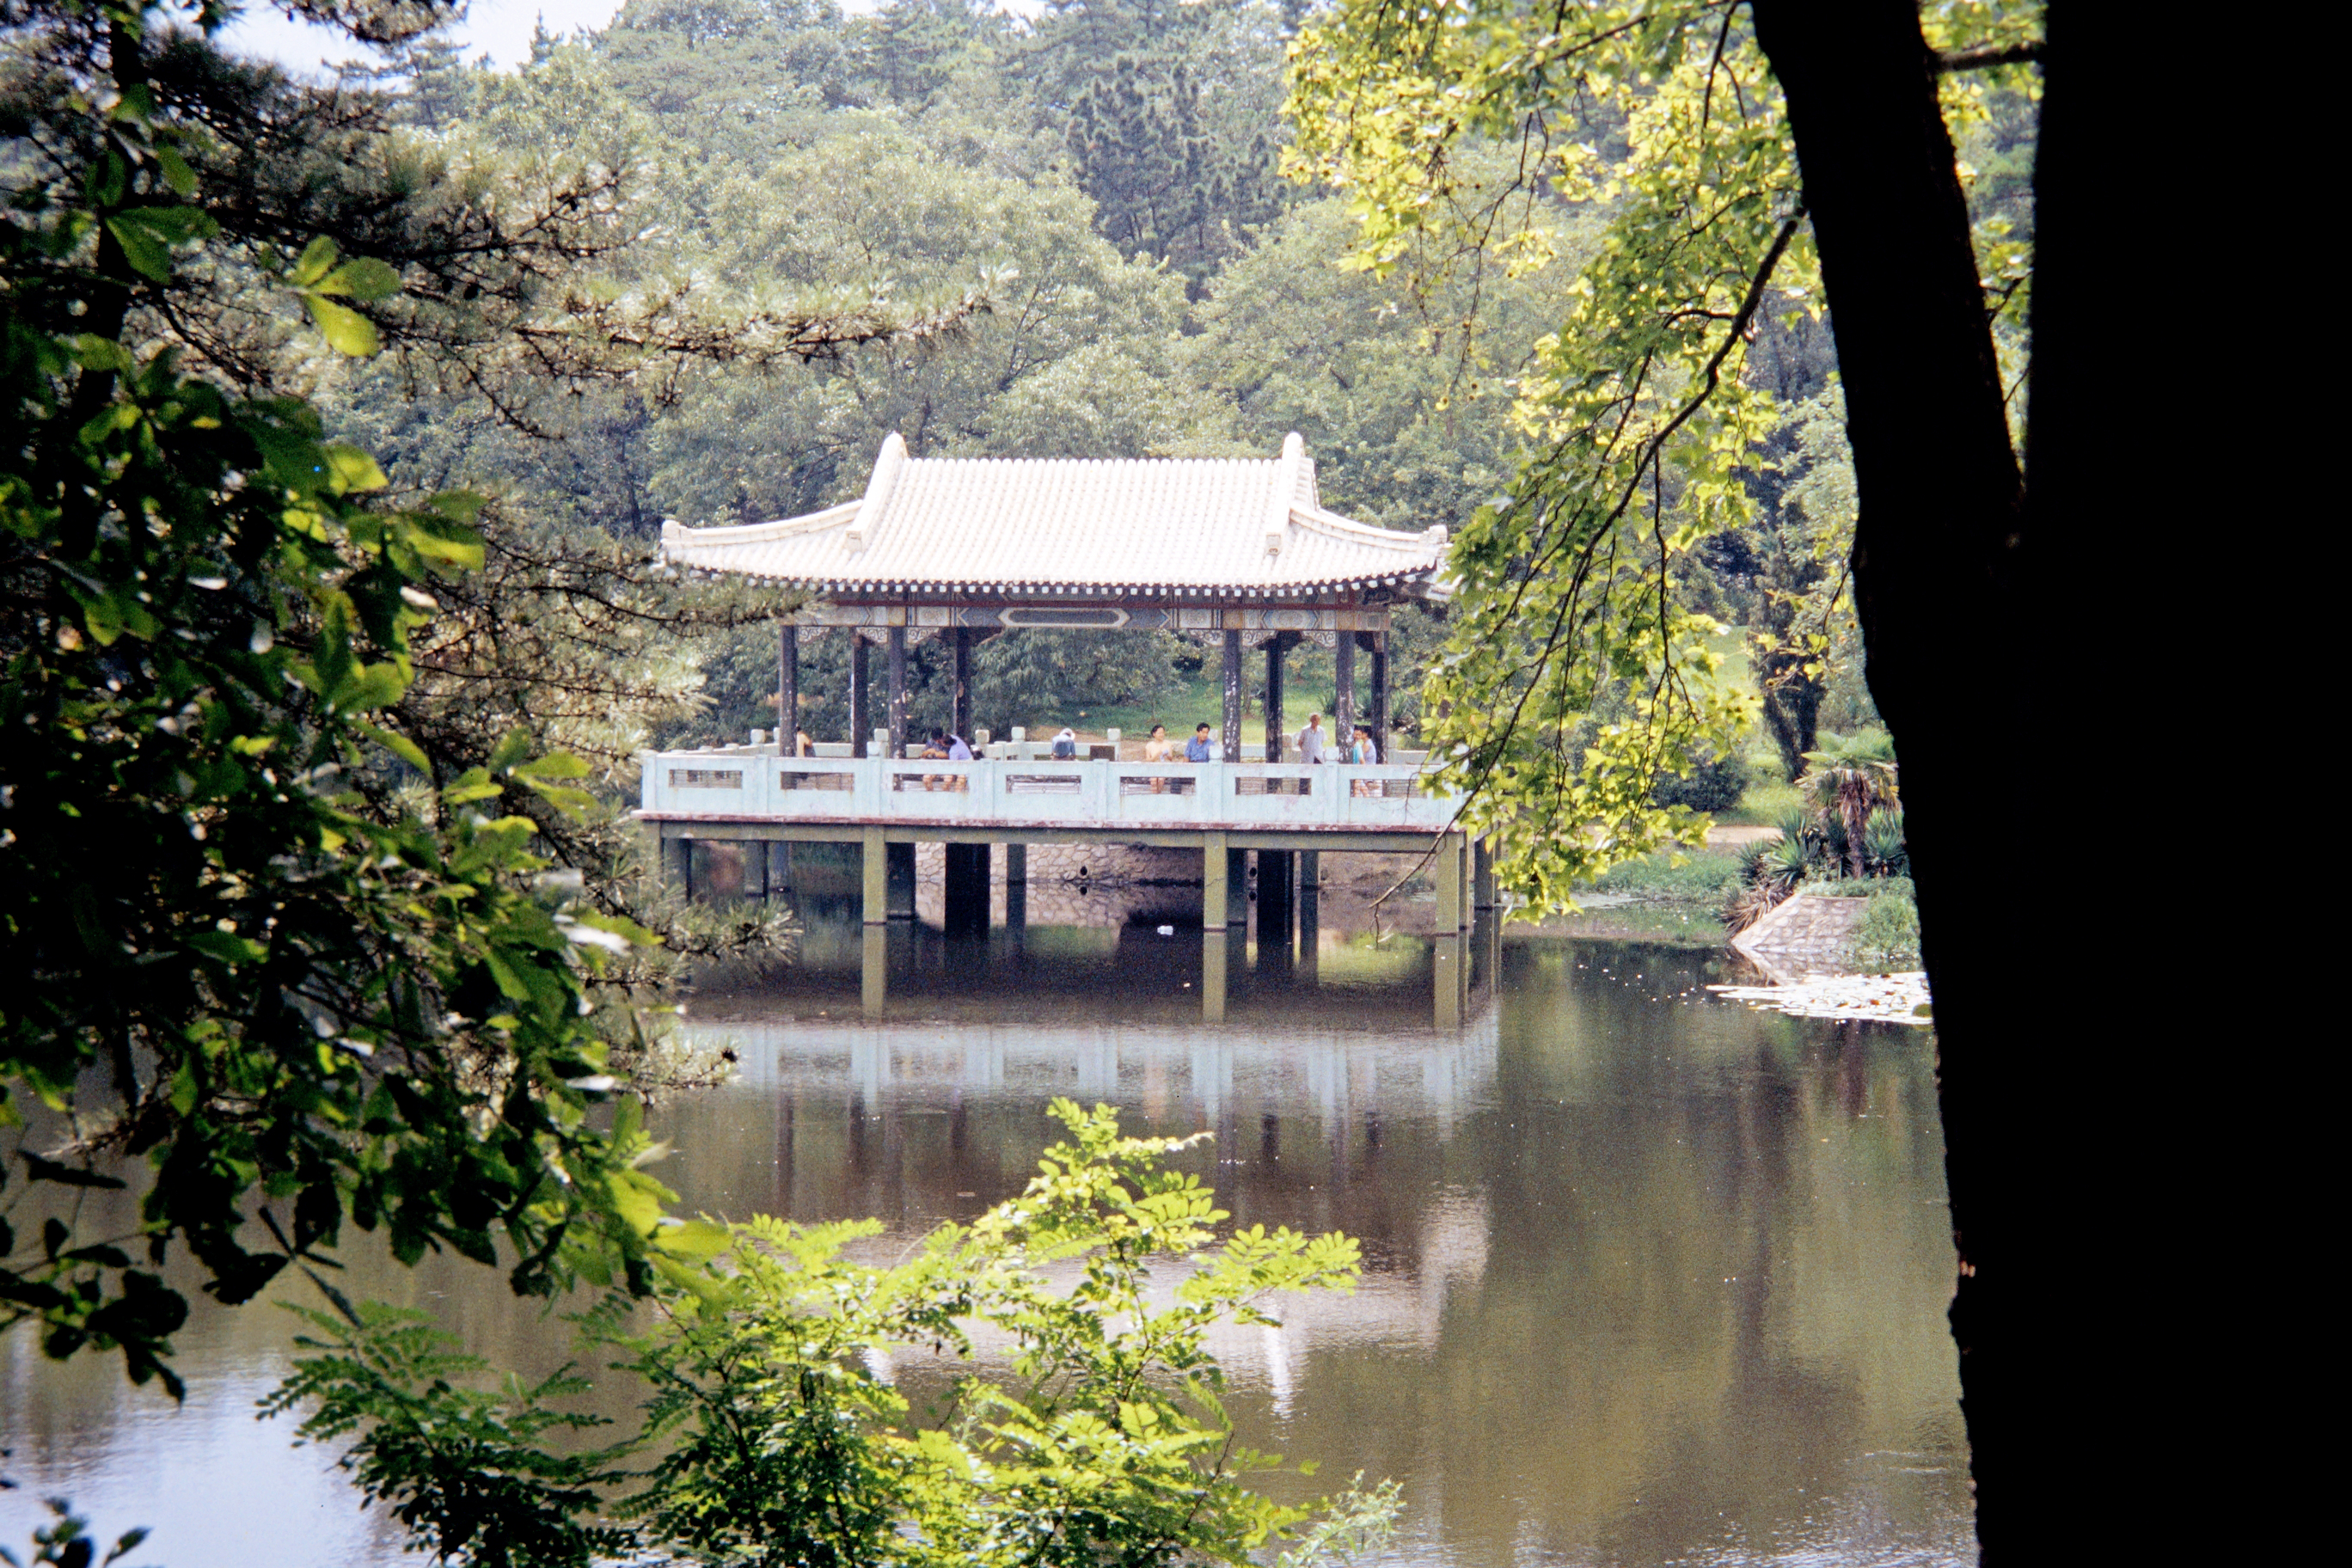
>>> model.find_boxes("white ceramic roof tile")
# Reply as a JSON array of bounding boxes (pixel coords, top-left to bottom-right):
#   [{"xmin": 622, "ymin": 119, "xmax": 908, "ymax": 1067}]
[{"xmin": 660, "ymin": 434, "xmax": 1446, "ymax": 596}]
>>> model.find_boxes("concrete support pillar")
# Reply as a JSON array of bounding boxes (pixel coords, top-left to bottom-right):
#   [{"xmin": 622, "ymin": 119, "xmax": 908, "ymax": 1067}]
[
  {"xmin": 1227, "ymin": 847, "xmax": 1249, "ymax": 928},
  {"xmin": 1203, "ymin": 832, "xmax": 1228, "ymax": 932},
  {"xmin": 1221, "ymin": 629, "xmax": 1243, "ymax": 760},
  {"xmin": 1202, "ymin": 927, "xmax": 1228, "ymax": 1025},
  {"xmin": 1257, "ymin": 849, "xmax": 1294, "ymax": 970},
  {"xmin": 861, "ymin": 827, "xmax": 886, "ymax": 925},
  {"xmin": 1297, "ymin": 863, "xmax": 1320, "ymax": 980},
  {"xmin": 861, "ymin": 925, "xmax": 887, "ymax": 1017},
  {"xmin": 777, "ymin": 620, "xmax": 799, "ymax": 754},
  {"xmin": 943, "ymin": 843, "xmax": 989, "ymax": 937},
  {"xmin": 850, "ymin": 635, "xmax": 871, "ymax": 758},
  {"xmin": 1265, "ymin": 640, "xmax": 1285, "ymax": 763},
  {"xmin": 659, "ymin": 830, "xmax": 693, "ymax": 898},
  {"xmin": 747, "ymin": 838, "xmax": 769, "ymax": 901},
  {"xmin": 1474, "ymin": 835, "xmax": 1497, "ymax": 910},
  {"xmin": 767, "ymin": 840, "xmax": 793, "ymax": 895},
  {"xmin": 886, "ymin": 626, "xmax": 908, "ymax": 760},
  {"xmin": 1333, "ymin": 628, "xmax": 1356, "ymax": 738},
  {"xmin": 886, "ymin": 841, "xmax": 916, "ymax": 919},
  {"xmin": 1366, "ymin": 631, "xmax": 1389, "ymax": 762},
  {"xmin": 1002, "ymin": 841, "xmax": 1026, "ymax": 928},
  {"xmin": 1434, "ymin": 830, "xmax": 1464, "ymax": 1029},
  {"xmin": 952, "ymin": 627, "xmax": 973, "ymax": 744}
]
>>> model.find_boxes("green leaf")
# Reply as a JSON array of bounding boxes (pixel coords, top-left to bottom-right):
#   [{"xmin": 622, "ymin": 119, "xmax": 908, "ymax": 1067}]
[
  {"xmin": 156, "ymin": 144, "xmax": 197, "ymax": 196},
  {"xmin": 322, "ymin": 444, "xmax": 389, "ymax": 494},
  {"xmin": 186, "ymin": 928, "xmax": 269, "ymax": 965},
  {"xmin": 106, "ymin": 214, "xmax": 174, "ymax": 282},
  {"xmin": 291, "ymin": 235, "xmax": 340, "ymax": 288},
  {"xmin": 511, "ymin": 751, "xmax": 590, "ymax": 781},
  {"xmin": 304, "ymin": 296, "xmax": 380, "ymax": 358},
  {"xmin": 358, "ymin": 721, "xmax": 432, "ymax": 772},
  {"xmin": 318, "ymin": 257, "xmax": 403, "ymax": 302}
]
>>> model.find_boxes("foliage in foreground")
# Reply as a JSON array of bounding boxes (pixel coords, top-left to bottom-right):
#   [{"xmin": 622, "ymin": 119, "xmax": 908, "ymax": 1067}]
[
  {"xmin": 268, "ymin": 1101, "xmax": 1392, "ymax": 1568},
  {"xmin": 0, "ymin": 0, "xmax": 731, "ymax": 1394},
  {"xmin": 1283, "ymin": 1, "xmax": 2039, "ymax": 907}
]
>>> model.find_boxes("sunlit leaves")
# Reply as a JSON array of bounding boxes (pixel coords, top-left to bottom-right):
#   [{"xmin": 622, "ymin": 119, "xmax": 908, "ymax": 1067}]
[
  {"xmin": 273, "ymin": 1101, "xmax": 1386, "ymax": 1566},
  {"xmin": 2, "ymin": 21, "xmax": 668, "ymax": 1395}
]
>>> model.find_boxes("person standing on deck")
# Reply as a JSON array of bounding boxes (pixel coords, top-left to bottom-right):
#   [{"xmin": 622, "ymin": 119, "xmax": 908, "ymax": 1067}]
[{"xmin": 1296, "ymin": 713, "xmax": 1327, "ymax": 766}]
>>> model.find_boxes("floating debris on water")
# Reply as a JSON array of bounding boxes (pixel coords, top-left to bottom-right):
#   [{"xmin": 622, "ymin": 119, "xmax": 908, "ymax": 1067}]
[{"xmin": 1707, "ymin": 971, "xmax": 1932, "ymax": 1025}]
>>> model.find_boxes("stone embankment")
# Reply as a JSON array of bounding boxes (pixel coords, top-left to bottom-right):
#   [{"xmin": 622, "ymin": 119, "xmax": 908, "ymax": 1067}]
[{"xmin": 1728, "ymin": 891, "xmax": 1865, "ymax": 980}]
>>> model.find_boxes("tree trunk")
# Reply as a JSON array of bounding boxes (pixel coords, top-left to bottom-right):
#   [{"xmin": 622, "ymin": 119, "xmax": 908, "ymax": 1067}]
[{"xmin": 1747, "ymin": 0, "xmax": 2031, "ymax": 1550}]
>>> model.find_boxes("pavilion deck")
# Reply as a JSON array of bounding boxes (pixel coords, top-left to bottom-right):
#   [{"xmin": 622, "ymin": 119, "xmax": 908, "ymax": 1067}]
[
  {"xmin": 639, "ymin": 750, "xmax": 1461, "ymax": 836},
  {"xmin": 637, "ymin": 749, "xmax": 1495, "ymax": 1027}
]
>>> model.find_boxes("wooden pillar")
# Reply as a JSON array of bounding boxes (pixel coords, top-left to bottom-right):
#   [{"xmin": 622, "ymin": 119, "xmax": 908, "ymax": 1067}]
[
  {"xmin": 1366, "ymin": 630, "xmax": 1389, "ymax": 761},
  {"xmin": 952, "ymin": 626, "xmax": 973, "ymax": 744},
  {"xmin": 850, "ymin": 635, "xmax": 871, "ymax": 758},
  {"xmin": 1221, "ymin": 629, "xmax": 1243, "ymax": 760},
  {"xmin": 1333, "ymin": 628, "xmax": 1356, "ymax": 739},
  {"xmin": 1265, "ymin": 639, "xmax": 1285, "ymax": 763},
  {"xmin": 777, "ymin": 620, "xmax": 798, "ymax": 754},
  {"xmin": 886, "ymin": 626, "xmax": 908, "ymax": 760}
]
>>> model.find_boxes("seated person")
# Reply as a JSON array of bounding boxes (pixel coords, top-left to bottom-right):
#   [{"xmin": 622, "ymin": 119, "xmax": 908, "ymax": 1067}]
[
  {"xmin": 1141, "ymin": 722, "xmax": 1173, "ymax": 792},
  {"xmin": 920, "ymin": 729, "xmax": 951, "ymax": 789},
  {"xmin": 1051, "ymin": 727, "xmax": 1079, "ymax": 759},
  {"xmin": 1184, "ymin": 722, "xmax": 1214, "ymax": 763}
]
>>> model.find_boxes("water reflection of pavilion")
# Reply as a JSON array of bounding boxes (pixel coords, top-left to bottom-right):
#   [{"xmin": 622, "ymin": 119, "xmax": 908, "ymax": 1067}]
[
  {"xmin": 646, "ymin": 434, "xmax": 1497, "ymax": 1026},
  {"xmin": 683, "ymin": 1014, "xmax": 1504, "ymax": 1399},
  {"xmin": 689, "ymin": 1012, "xmax": 1502, "ymax": 1137}
]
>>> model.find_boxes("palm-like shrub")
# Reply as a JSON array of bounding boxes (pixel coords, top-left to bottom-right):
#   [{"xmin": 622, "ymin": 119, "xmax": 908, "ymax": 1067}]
[
  {"xmin": 1863, "ymin": 806, "xmax": 1909, "ymax": 878},
  {"xmin": 1798, "ymin": 731, "xmax": 1900, "ymax": 879}
]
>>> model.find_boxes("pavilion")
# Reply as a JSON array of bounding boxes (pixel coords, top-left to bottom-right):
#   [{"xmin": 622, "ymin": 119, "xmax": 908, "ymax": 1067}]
[
  {"xmin": 646, "ymin": 432, "xmax": 1493, "ymax": 1026},
  {"xmin": 658, "ymin": 432, "xmax": 1454, "ymax": 758}
]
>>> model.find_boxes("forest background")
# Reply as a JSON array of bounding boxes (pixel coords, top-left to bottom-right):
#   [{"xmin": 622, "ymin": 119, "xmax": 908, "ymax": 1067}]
[{"xmin": 324, "ymin": 0, "xmax": 1957, "ymax": 776}]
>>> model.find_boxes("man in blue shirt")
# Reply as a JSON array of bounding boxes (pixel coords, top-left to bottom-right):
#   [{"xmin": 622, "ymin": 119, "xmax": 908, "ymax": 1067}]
[{"xmin": 1185, "ymin": 723, "xmax": 1214, "ymax": 763}]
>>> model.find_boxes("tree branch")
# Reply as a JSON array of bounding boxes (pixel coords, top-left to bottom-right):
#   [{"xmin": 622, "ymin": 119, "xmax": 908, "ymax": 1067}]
[{"xmin": 1934, "ymin": 41, "xmax": 2043, "ymax": 73}]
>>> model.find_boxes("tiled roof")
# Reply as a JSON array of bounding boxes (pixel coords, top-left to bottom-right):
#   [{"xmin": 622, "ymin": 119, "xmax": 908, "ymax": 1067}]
[{"xmin": 659, "ymin": 433, "xmax": 1449, "ymax": 599}]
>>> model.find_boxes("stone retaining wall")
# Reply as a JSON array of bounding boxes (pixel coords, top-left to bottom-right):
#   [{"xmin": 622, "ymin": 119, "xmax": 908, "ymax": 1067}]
[{"xmin": 1729, "ymin": 891, "xmax": 1865, "ymax": 980}]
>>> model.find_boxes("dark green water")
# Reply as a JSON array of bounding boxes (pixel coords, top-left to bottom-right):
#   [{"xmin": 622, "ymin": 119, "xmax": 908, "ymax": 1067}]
[{"xmin": 3, "ymin": 920, "xmax": 1971, "ymax": 1565}]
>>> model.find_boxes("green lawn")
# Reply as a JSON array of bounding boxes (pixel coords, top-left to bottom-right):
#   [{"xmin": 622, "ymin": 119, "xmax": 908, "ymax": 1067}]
[{"xmin": 1032, "ymin": 671, "xmax": 1350, "ymax": 753}]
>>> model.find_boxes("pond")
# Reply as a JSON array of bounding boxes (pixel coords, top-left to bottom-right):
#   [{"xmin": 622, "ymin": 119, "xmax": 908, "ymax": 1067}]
[{"xmin": 2, "ymin": 903, "xmax": 1971, "ymax": 1566}]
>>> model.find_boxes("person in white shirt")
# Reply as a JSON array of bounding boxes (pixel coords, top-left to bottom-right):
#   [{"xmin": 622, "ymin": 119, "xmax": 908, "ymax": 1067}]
[{"xmin": 1296, "ymin": 712, "xmax": 1327, "ymax": 766}]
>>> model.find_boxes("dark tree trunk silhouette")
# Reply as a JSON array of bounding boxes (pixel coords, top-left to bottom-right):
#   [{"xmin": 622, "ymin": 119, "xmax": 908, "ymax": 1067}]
[{"xmin": 1749, "ymin": 2, "xmax": 2206, "ymax": 1558}]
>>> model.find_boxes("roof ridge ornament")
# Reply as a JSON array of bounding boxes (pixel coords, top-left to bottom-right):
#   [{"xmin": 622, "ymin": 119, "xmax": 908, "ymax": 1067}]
[
  {"xmin": 1267, "ymin": 432, "xmax": 1304, "ymax": 555},
  {"xmin": 845, "ymin": 432, "xmax": 907, "ymax": 553}
]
